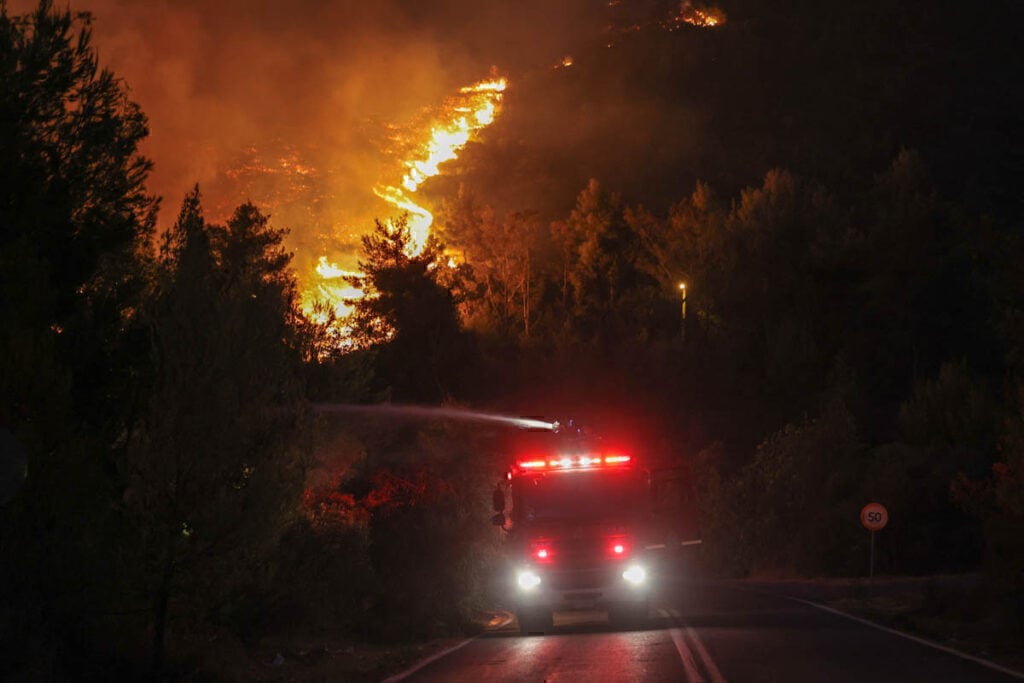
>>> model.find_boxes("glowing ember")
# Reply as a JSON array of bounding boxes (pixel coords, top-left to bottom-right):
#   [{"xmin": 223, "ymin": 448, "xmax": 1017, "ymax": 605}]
[{"xmin": 676, "ymin": 1, "xmax": 726, "ymax": 28}]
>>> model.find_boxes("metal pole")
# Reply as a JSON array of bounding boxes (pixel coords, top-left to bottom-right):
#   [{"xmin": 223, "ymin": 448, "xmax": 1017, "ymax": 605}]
[
  {"xmin": 869, "ymin": 529, "xmax": 875, "ymax": 579},
  {"xmin": 679, "ymin": 283, "xmax": 687, "ymax": 342}
]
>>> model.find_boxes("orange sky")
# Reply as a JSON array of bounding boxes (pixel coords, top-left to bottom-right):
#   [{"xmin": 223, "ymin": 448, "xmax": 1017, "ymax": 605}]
[{"xmin": 8, "ymin": 0, "xmax": 611, "ymax": 273}]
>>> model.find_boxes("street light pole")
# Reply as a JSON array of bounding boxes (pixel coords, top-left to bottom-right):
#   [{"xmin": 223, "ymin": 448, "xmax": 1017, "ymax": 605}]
[{"xmin": 678, "ymin": 282, "xmax": 687, "ymax": 342}]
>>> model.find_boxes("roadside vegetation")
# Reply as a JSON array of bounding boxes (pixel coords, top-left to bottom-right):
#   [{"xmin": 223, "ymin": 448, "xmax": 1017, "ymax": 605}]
[{"xmin": 1, "ymin": 1, "xmax": 1022, "ymax": 679}]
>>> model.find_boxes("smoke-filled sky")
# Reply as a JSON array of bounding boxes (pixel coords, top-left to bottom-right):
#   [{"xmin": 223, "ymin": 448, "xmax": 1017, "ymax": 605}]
[
  {"xmin": 22, "ymin": 0, "xmax": 1014, "ymax": 286},
  {"xmin": 11, "ymin": 0, "xmax": 631, "ymax": 273}
]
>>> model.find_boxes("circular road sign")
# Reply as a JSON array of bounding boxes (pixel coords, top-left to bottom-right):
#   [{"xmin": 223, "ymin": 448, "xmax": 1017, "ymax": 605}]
[{"xmin": 860, "ymin": 502, "xmax": 889, "ymax": 531}]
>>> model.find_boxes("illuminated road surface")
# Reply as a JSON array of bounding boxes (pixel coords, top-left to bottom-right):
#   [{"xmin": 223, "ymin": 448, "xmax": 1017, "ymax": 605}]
[{"xmin": 391, "ymin": 577, "xmax": 1023, "ymax": 682}]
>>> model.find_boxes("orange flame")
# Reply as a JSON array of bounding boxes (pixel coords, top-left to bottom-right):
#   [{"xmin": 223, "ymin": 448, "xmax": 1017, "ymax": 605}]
[
  {"xmin": 676, "ymin": 1, "xmax": 726, "ymax": 28},
  {"xmin": 306, "ymin": 256, "xmax": 363, "ymax": 321},
  {"xmin": 303, "ymin": 76, "xmax": 508, "ymax": 323},
  {"xmin": 374, "ymin": 77, "xmax": 507, "ymax": 255}
]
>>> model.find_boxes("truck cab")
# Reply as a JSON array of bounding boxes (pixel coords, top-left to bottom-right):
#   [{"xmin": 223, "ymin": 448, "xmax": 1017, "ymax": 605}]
[{"xmin": 494, "ymin": 448, "xmax": 655, "ymax": 634}]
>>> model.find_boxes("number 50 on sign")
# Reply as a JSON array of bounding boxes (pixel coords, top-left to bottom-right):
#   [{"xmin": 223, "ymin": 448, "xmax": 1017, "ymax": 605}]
[{"xmin": 860, "ymin": 502, "xmax": 888, "ymax": 531}]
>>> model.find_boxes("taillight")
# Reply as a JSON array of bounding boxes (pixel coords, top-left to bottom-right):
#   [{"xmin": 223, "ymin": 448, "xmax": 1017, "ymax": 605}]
[
  {"xmin": 606, "ymin": 535, "xmax": 631, "ymax": 559},
  {"xmin": 530, "ymin": 540, "xmax": 554, "ymax": 563}
]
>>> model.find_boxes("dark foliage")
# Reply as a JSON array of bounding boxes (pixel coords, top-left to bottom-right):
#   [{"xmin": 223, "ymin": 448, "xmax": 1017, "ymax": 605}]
[
  {"xmin": 345, "ymin": 216, "xmax": 476, "ymax": 402},
  {"xmin": 128, "ymin": 189, "xmax": 308, "ymax": 671},
  {"xmin": 0, "ymin": 2, "xmax": 157, "ymax": 677},
  {"xmin": 2, "ymin": 0, "xmax": 1023, "ymax": 677}
]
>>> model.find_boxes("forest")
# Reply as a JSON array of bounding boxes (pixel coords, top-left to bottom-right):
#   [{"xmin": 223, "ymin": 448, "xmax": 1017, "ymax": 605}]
[{"xmin": 1, "ymin": 0, "xmax": 1022, "ymax": 678}]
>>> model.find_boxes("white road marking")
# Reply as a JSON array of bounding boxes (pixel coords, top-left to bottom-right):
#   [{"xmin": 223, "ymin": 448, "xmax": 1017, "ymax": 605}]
[
  {"xmin": 669, "ymin": 608, "xmax": 727, "ymax": 683},
  {"xmin": 785, "ymin": 596, "xmax": 1024, "ymax": 681},
  {"xmin": 660, "ymin": 607, "xmax": 705, "ymax": 682},
  {"xmin": 382, "ymin": 635, "xmax": 478, "ymax": 683}
]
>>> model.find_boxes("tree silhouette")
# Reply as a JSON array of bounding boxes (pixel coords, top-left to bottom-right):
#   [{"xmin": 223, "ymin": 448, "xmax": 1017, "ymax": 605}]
[
  {"xmin": 129, "ymin": 190, "xmax": 306, "ymax": 672},
  {"xmin": 346, "ymin": 216, "xmax": 471, "ymax": 402},
  {"xmin": 0, "ymin": 0, "xmax": 157, "ymax": 432},
  {"xmin": 0, "ymin": 4, "xmax": 157, "ymax": 675},
  {"xmin": 438, "ymin": 190, "xmax": 541, "ymax": 338},
  {"xmin": 552, "ymin": 179, "xmax": 663, "ymax": 345}
]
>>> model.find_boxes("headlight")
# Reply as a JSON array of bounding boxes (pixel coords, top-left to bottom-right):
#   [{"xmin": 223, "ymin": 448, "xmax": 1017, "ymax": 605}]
[
  {"xmin": 517, "ymin": 569, "xmax": 542, "ymax": 590},
  {"xmin": 622, "ymin": 564, "xmax": 646, "ymax": 585}
]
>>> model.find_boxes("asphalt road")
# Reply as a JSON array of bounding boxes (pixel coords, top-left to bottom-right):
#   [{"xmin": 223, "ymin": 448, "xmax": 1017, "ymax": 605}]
[{"xmin": 390, "ymin": 577, "xmax": 1024, "ymax": 682}]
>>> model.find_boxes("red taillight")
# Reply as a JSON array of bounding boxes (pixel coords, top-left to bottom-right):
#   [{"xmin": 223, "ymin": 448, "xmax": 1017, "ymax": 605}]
[
  {"xmin": 606, "ymin": 535, "xmax": 631, "ymax": 559},
  {"xmin": 518, "ymin": 460, "xmax": 547, "ymax": 469},
  {"xmin": 604, "ymin": 455, "xmax": 631, "ymax": 465},
  {"xmin": 530, "ymin": 540, "xmax": 554, "ymax": 563}
]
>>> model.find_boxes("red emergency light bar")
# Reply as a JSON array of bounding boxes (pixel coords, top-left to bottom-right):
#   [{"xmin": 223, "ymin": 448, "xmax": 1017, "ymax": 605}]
[
  {"xmin": 518, "ymin": 460, "xmax": 548, "ymax": 469},
  {"xmin": 514, "ymin": 454, "xmax": 632, "ymax": 471}
]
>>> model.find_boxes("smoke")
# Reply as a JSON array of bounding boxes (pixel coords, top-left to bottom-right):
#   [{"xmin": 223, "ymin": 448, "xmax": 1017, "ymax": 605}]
[
  {"xmin": 6, "ymin": 1, "xmax": 601, "ymax": 266},
  {"xmin": 76, "ymin": 0, "xmax": 482, "ymax": 274},
  {"xmin": 8, "ymin": 0, "xmax": 714, "ymax": 275}
]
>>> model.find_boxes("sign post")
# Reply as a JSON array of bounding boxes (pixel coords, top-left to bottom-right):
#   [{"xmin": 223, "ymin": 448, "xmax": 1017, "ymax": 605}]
[{"xmin": 860, "ymin": 502, "xmax": 889, "ymax": 579}]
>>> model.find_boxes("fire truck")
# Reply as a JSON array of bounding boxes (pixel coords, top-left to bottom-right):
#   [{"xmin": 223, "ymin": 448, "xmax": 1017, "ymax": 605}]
[{"xmin": 491, "ymin": 428, "xmax": 700, "ymax": 635}]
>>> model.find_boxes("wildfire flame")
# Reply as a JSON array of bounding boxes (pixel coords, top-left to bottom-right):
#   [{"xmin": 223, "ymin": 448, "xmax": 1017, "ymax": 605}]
[
  {"xmin": 309, "ymin": 256, "xmax": 363, "ymax": 319},
  {"xmin": 676, "ymin": 1, "xmax": 726, "ymax": 28},
  {"xmin": 373, "ymin": 77, "xmax": 507, "ymax": 255},
  {"xmin": 304, "ymin": 76, "xmax": 508, "ymax": 323}
]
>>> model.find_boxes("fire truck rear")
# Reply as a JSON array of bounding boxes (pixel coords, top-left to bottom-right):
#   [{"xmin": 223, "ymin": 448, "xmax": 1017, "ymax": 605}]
[{"xmin": 492, "ymin": 445, "xmax": 662, "ymax": 635}]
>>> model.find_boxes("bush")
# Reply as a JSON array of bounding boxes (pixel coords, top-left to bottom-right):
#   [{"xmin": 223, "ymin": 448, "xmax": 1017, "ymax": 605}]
[
  {"xmin": 258, "ymin": 419, "xmax": 504, "ymax": 643},
  {"xmin": 267, "ymin": 517, "xmax": 376, "ymax": 636},
  {"xmin": 697, "ymin": 402, "xmax": 867, "ymax": 576}
]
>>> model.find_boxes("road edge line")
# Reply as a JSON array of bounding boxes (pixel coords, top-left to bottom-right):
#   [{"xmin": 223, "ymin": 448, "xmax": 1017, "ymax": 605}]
[
  {"xmin": 661, "ymin": 608, "xmax": 705, "ymax": 683},
  {"xmin": 381, "ymin": 635, "xmax": 479, "ymax": 683},
  {"xmin": 668, "ymin": 608, "xmax": 727, "ymax": 683},
  {"xmin": 670, "ymin": 610, "xmax": 727, "ymax": 683},
  {"xmin": 777, "ymin": 592, "xmax": 1024, "ymax": 681}
]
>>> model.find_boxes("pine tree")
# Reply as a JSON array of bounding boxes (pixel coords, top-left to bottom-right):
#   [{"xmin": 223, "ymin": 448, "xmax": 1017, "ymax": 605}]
[
  {"xmin": 128, "ymin": 191, "xmax": 306, "ymax": 672},
  {"xmin": 346, "ymin": 216, "xmax": 471, "ymax": 402}
]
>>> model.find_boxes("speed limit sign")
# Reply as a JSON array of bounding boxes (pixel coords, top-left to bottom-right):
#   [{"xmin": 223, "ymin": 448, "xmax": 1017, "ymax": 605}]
[{"xmin": 861, "ymin": 502, "xmax": 888, "ymax": 531}]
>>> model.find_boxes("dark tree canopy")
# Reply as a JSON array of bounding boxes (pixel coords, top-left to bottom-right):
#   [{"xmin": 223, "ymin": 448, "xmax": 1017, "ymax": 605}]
[
  {"xmin": 0, "ymin": 3, "xmax": 160, "ymax": 677},
  {"xmin": 0, "ymin": 0, "xmax": 157, "ymax": 435},
  {"xmin": 346, "ymin": 216, "xmax": 472, "ymax": 402},
  {"xmin": 131, "ymin": 189, "xmax": 306, "ymax": 670},
  {"xmin": 1, "ymin": 0, "xmax": 1023, "ymax": 676}
]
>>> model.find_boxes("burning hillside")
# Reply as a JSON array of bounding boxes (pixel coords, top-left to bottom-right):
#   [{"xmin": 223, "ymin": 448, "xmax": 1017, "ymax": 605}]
[
  {"xmin": 371, "ymin": 77, "xmax": 507, "ymax": 255},
  {"xmin": 24, "ymin": 0, "xmax": 723, "ymax": 329},
  {"xmin": 304, "ymin": 76, "xmax": 508, "ymax": 320}
]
